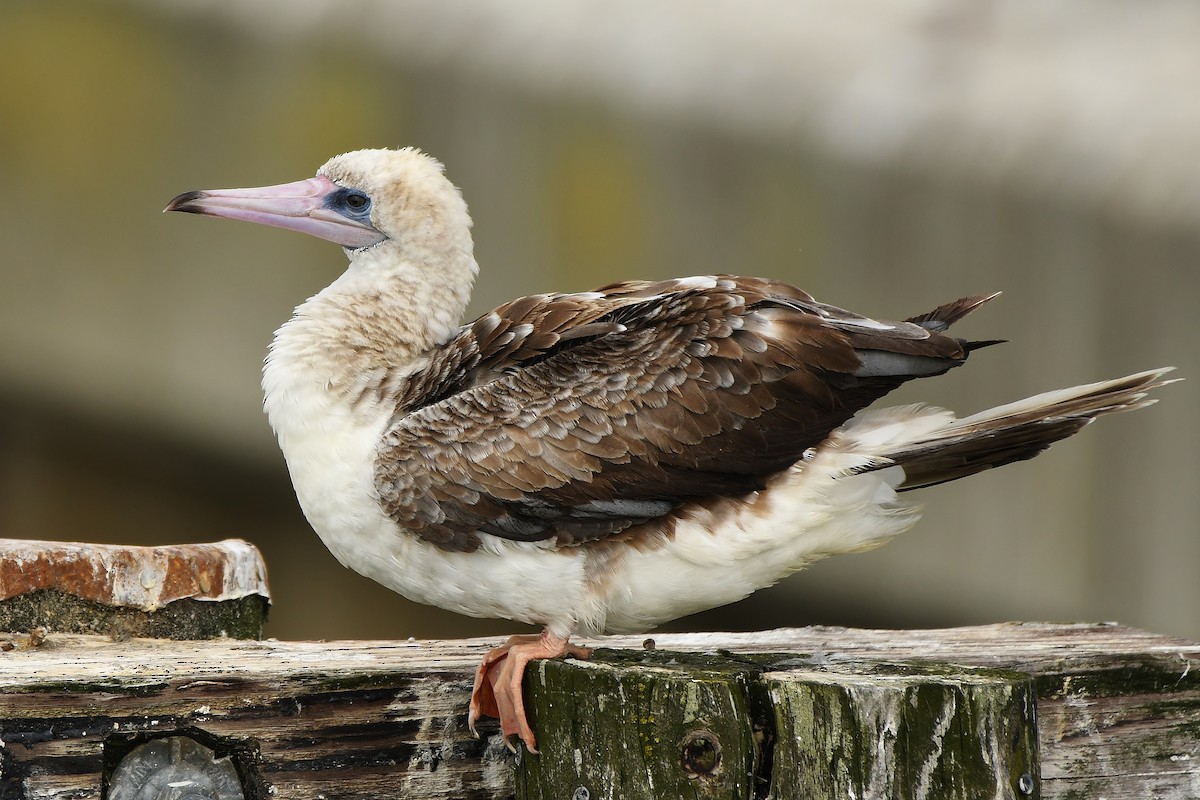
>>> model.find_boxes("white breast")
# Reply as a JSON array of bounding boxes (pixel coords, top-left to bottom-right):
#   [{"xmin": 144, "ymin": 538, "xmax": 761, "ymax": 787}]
[{"xmin": 262, "ymin": 339, "xmax": 592, "ymax": 633}]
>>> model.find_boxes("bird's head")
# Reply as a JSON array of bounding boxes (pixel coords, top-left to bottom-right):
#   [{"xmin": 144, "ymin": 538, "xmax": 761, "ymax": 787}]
[{"xmin": 165, "ymin": 147, "xmax": 474, "ymax": 267}]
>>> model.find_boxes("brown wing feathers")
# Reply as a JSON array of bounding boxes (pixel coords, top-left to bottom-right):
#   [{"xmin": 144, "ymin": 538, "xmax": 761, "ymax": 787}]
[
  {"xmin": 874, "ymin": 368, "xmax": 1175, "ymax": 491},
  {"xmin": 374, "ymin": 277, "xmax": 991, "ymax": 552}
]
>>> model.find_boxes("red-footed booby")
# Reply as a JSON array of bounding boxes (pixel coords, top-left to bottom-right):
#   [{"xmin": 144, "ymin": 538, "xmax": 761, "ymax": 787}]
[{"xmin": 166, "ymin": 147, "xmax": 1174, "ymax": 753}]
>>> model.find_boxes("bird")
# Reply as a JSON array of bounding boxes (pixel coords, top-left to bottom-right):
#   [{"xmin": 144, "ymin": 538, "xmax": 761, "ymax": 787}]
[{"xmin": 165, "ymin": 147, "xmax": 1174, "ymax": 753}]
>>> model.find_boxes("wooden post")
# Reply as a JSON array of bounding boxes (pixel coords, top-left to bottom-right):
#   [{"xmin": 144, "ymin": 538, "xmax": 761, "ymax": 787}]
[
  {"xmin": 0, "ymin": 624, "xmax": 1197, "ymax": 799},
  {"xmin": 518, "ymin": 651, "xmax": 1040, "ymax": 799},
  {"xmin": 516, "ymin": 649, "xmax": 767, "ymax": 800},
  {"xmin": 0, "ymin": 540, "xmax": 269, "ymax": 640},
  {"xmin": 764, "ymin": 664, "xmax": 1040, "ymax": 798}
]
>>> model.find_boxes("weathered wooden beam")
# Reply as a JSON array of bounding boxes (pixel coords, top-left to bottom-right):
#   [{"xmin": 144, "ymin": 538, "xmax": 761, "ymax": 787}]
[
  {"xmin": 517, "ymin": 649, "xmax": 767, "ymax": 800},
  {"xmin": 0, "ymin": 624, "xmax": 1196, "ymax": 799},
  {"xmin": 764, "ymin": 663, "xmax": 1040, "ymax": 799},
  {"xmin": 0, "ymin": 540, "xmax": 270, "ymax": 640},
  {"xmin": 519, "ymin": 651, "xmax": 1041, "ymax": 799}
]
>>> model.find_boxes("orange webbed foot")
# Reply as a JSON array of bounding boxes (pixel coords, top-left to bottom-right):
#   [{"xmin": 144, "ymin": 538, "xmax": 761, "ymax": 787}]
[{"xmin": 468, "ymin": 631, "xmax": 592, "ymax": 753}]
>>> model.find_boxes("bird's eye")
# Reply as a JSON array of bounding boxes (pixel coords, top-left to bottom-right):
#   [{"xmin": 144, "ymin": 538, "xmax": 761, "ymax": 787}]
[{"xmin": 344, "ymin": 191, "xmax": 370, "ymax": 212}]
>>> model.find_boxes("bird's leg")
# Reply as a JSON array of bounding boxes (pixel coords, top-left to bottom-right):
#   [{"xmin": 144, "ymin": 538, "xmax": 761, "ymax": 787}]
[{"xmin": 468, "ymin": 630, "xmax": 592, "ymax": 753}]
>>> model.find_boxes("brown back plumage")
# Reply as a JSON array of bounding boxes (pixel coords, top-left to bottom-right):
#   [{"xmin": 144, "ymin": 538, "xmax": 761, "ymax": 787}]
[{"xmin": 373, "ymin": 276, "xmax": 994, "ymax": 552}]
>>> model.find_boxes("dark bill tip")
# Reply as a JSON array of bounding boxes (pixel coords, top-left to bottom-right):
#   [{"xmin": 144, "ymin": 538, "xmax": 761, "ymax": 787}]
[{"xmin": 164, "ymin": 191, "xmax": 209, "ymax": 213}]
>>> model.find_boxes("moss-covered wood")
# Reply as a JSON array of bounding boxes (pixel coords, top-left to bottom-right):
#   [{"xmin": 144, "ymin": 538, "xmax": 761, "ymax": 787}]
[
  {"xmin": 0, "ymin": 588, "xmax": 267, "ymax": 640},
  {"xmin": 0, "ymin": 539, "xmax": 270, "ymax": 641},
  {"xmin": 0, "ymin": 624, "xmax": 1195, "ymax": 799},
  {"xmin": 517, "ymin": 652, "xmax": 1040, "ymax": 800},
  {"xmin": 766, "ymin": 664, "xmax": 1039, "ymax": 799},
  {"xmin": 516, "ymin": 650, "xmax": 769, "ymax": 800}
]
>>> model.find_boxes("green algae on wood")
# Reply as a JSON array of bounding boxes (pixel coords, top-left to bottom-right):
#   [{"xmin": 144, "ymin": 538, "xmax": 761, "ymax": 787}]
[
  {"xmin": 0, "ymin": 588, "xmax": 268, "ymax": 640},
  {"xmin": 516, "ymin": 649, "xmax": 766, "ymax": 800},
  {"xmin": 766, "ymin": 663, "xmax": 1039, "ymax": 799},
  {"xmin": 517, "ymin": 651, "xmax": 1042, "ymax": 800},
  {"xmin": 0, "ymin": 624, "xmax": 1197, "ymax": 799}
]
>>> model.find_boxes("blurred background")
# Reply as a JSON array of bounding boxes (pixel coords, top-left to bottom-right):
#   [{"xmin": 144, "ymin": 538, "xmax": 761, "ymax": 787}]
[{"xmin": 1, "ymin": 0, "xmax": 1196, "ymax": 643}]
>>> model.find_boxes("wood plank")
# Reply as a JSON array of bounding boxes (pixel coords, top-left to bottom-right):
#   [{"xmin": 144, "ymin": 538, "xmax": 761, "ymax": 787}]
[
  {"xmin": 0, "ymin": 623, "xmax": 1196, "ymax": 799},
  {"xmin": 519, "ymin": 652, "xmax": 1041, "ymax": 799},
  {"xmin": 0, "ymin": 539, "xmax": 270, "ymax": 640},
  {"xmin": 764, "ymin": 664, "xmax": 1038, "ymax": 799},
  {"xmin": 517, "ymin": 651, "xmax": 765, "ymax": 800}
]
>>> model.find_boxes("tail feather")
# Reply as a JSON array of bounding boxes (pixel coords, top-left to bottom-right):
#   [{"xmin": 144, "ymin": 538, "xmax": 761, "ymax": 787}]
[
  {"xmin": 857, "ymin": 368, "xmax": 1178, "ymax": 491},
  {"xmin": 905, "ymin": 292, "xmax": 1001, "ymax": 332},
  {"xmin": 832, "ymin": 292, "xmax": 1002, "ymax": 395}
]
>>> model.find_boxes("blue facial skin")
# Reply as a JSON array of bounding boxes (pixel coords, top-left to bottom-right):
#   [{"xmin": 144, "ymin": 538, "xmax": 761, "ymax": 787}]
[{"xmin": 325, "ymin": 187, "xmax": 373, "ymax": 223}]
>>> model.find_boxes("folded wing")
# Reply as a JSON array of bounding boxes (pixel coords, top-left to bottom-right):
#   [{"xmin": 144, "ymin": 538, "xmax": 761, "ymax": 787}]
[{"xmin": 375, "ymin": 276, "xmax": 993, "ymax": 551}]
